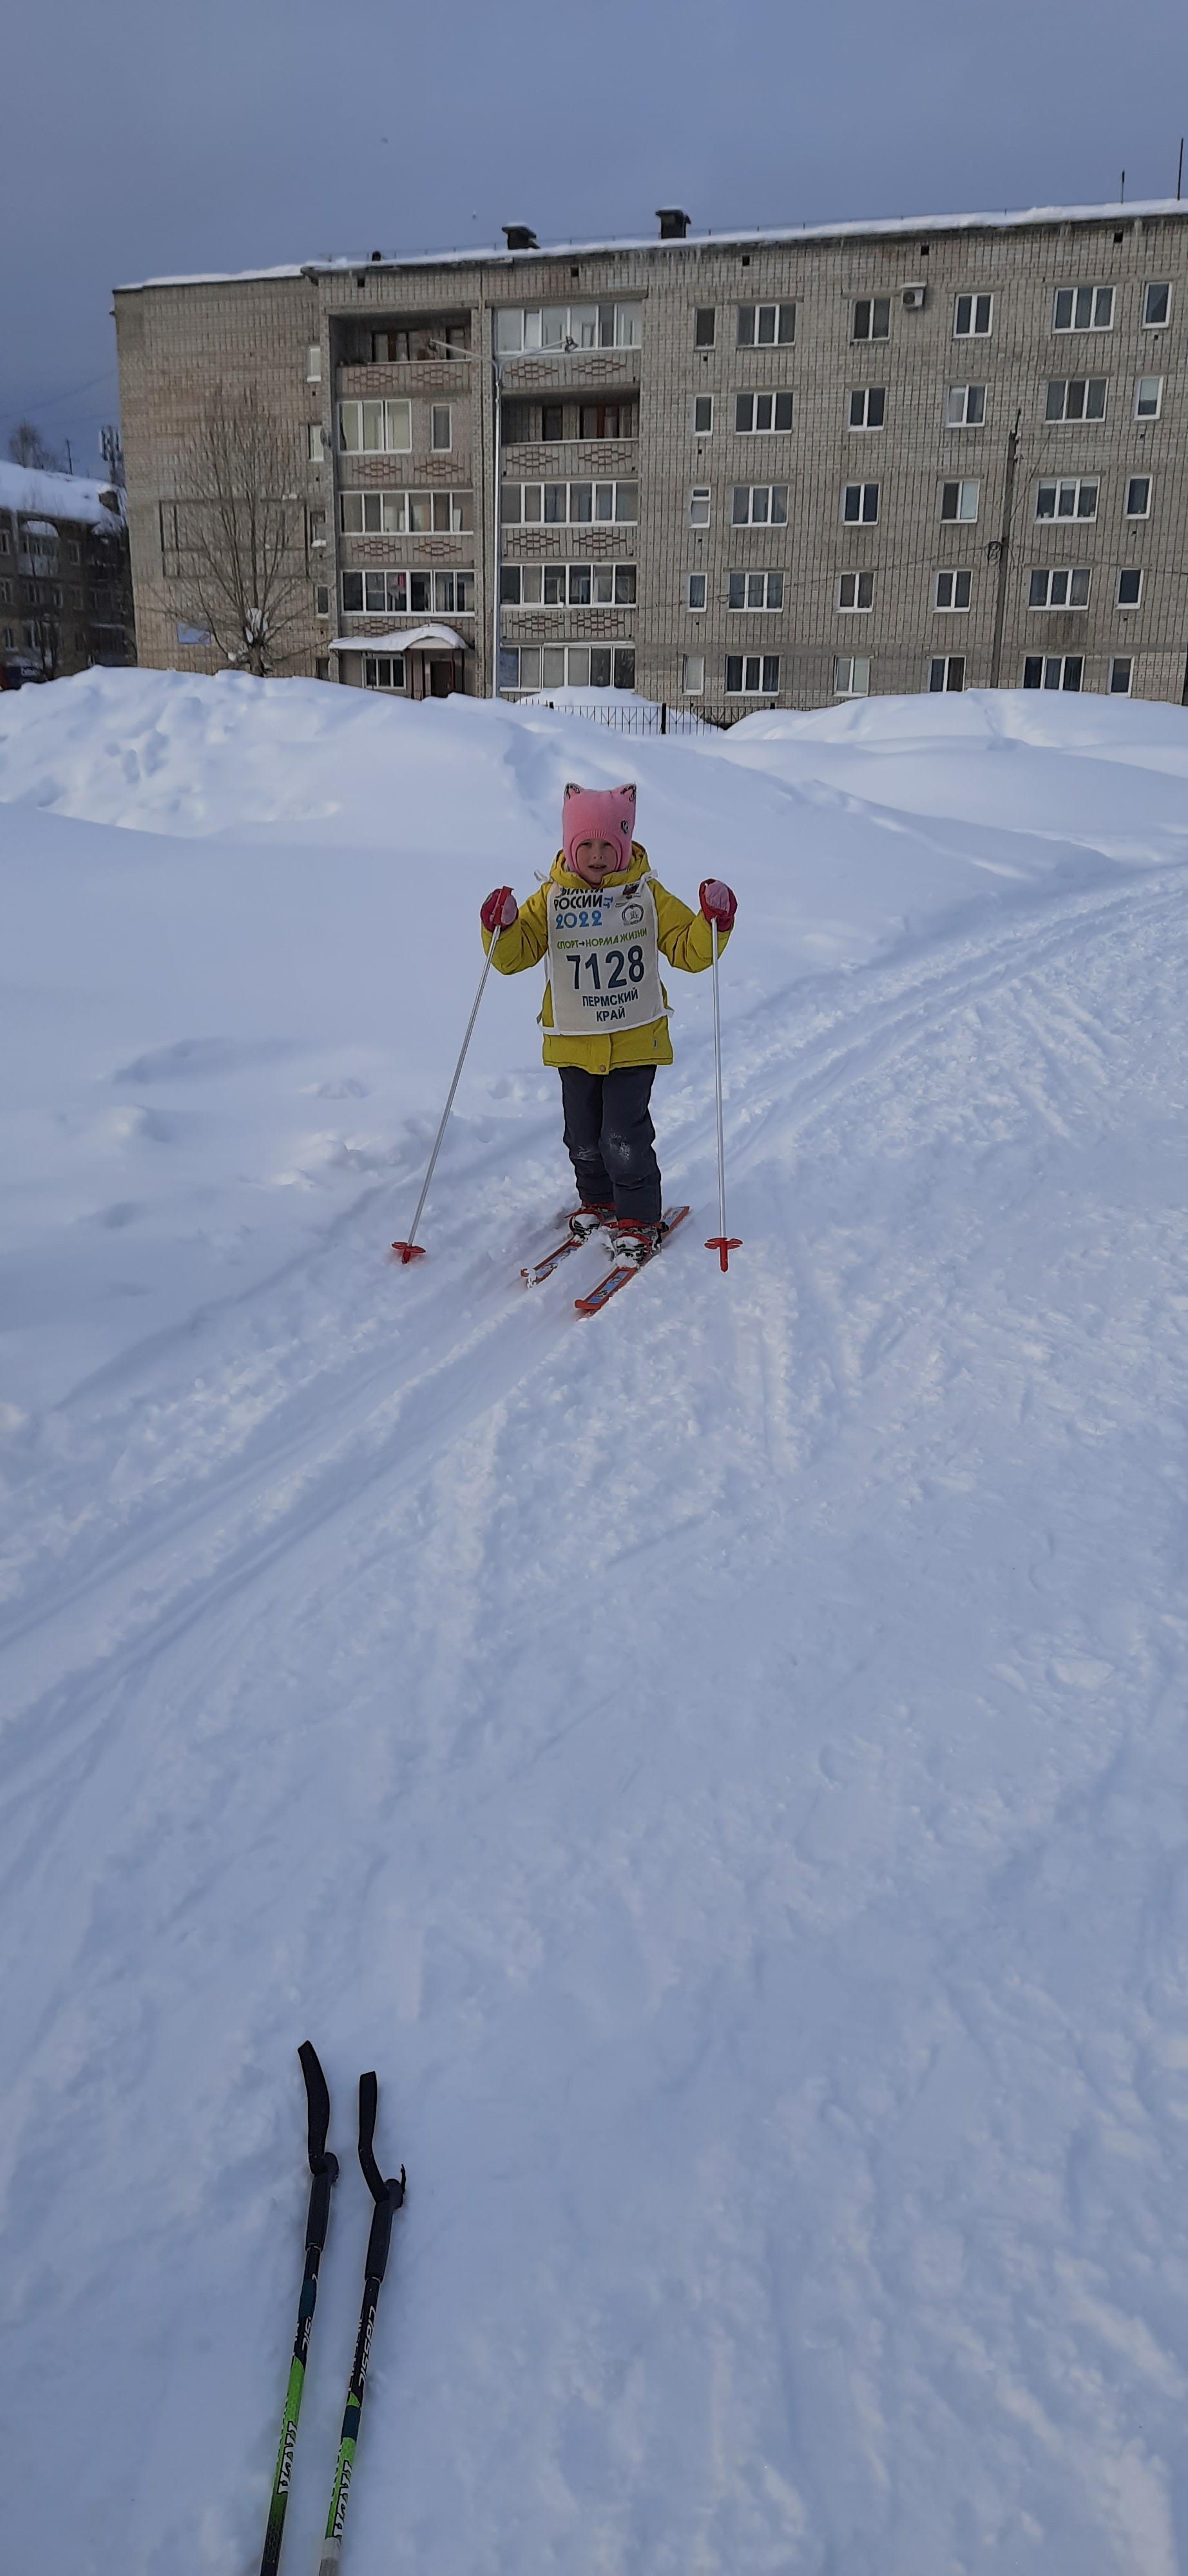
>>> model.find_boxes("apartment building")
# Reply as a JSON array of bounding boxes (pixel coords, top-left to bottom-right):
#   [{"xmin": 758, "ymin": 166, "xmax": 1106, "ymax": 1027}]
[
  {"xmin": 113, "ymin": 197, "xmax": 1188, "ymax": 710},
  {"xmin": 0, "ymin": 460, "xmax": 134, "ymax": 683}
]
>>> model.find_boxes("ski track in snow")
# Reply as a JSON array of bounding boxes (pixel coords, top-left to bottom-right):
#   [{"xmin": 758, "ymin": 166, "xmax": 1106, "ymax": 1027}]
[{"xmin": 3, "ymin": 675, "xmax": 1188, "ymax": 2573}]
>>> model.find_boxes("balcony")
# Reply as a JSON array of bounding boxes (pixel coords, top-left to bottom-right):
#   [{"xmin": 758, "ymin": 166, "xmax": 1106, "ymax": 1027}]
[{"xmin": 336, "ymin": 359, "xmax": 473, "ymax": 398}]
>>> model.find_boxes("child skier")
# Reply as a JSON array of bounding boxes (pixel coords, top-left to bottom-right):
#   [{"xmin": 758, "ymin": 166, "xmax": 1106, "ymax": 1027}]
[{"xmin": 480, "ymin": 781, "xmax": 737, "ymax": 1264}]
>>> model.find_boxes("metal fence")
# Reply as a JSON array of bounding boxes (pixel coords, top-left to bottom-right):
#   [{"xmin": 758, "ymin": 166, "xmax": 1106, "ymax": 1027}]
[{"xmin": 528, "ymin": 699, "xmax": 771, "ymax": 737}]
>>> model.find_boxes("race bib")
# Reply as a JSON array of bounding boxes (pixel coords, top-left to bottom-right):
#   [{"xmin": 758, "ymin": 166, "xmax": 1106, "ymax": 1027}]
[{"xmin": 546, "ymin": 881, "xmax": 667, "ymax": 1036}]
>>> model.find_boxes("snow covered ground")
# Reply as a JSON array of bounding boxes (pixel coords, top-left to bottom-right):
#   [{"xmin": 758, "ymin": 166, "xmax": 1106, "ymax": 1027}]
[{"xmin": 3, "ymin": 668, "xmax": 1188, "ymax": 2574}]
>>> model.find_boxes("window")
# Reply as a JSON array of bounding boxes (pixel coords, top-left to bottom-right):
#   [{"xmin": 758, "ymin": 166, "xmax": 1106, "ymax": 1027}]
[
  {"xmin": 306, "ymin": 344, "xmax": 322, "ymax": 382},
  {"xmin": 734, "ymin": 392, "xmax": 793, "ymax": 433},
  {"xmin": 68, "ymin": 542, "xmax": 81, "ymax": 564},
  {"xmin": 366, "ymin": 324, "xmax": 467, "ymax": 363},
  {"xmin": 946, "ymin": 383, "xmax": 986, "ymax": 426},
  {"xmin": 1144, "ymin": 283, "xmax": 1171, "ymax": 328},
  {"xmin": 0, "ymin": 529, "xmax": 8, "ymax": 552},
  {"xmin": 1053, "ymin": 285, "xmax": 1113, "ymax": 331},
  {"xmin": 1023, "ymin": 654, "xmax": 1083, "ymax": 690},
  {"xmin": 682, "ymin": 654, "xmax": 705, "ymax": 693},
  {"xmin": 731, "ymin": 484, "xmax": 788, "ymax": 524},
  {"xmin": 843, "ymin": 482, "xmax": 879, "ymax": 523},
  {"xmin": 493, "ymin": 301, "xmax": 642, "ymax": 354},
  {"xmin": 727, "ymin": 571, "xmax": 784, "ymax": 609},
  {"xmin": 314, "ymin": 585, "xmax": 330, "ymax": 616},
  {"xmin": 692, "ymin": 395, "xmax": 714, "ymax": 434},
  {"xmin": 725, "ymin": 653, "xmax": 780, "ymax": 694},
  {"xmin": 1036, "ymin": 478, "xmax": 1098, "ymax": 521},
  {"xmin": 433, "ymin": 572, "xmax": 473, "ymax": 612},
  {"xmin": 695, "ymin": 308, "xmax": 716, "ymax": 347},
  {"xmin": 1126, "ymin": 475, "xmax": 1152, "ymax": 517},
  {"xmin": 852, "ymin": 298, "xmax": 890, "ymax": 341},
  {"xmin": 929, "ymin": 655, "xmax": 966, "ymax": 691},
  {"xmin": 430, "ymin": 406, "xmax": 452, "ymax": 451},
  {"xmin": 934, "ymin": 569, "xmax": 972, "ymax": 610},
  {"xmin": 0, "ymin": 580, "xmax": 10, "ymax": 605},
  {"xmin": 1028, "ymin": 567, "xmax": 1091, "ymax": 608},
  {"xmin": 689, "ymin": 486, "xmax": 711, "ymax": 525},
  {"xmin": 1109, "ymin": 656, "xmax": 1133, "ymax": 693},
  {"xmin": 1116, "ymin": 567, "xmax": 1143, "ymax": 607},
  {"xmin": 849, "ymin": 386, "xmax": 885, "ymax": 429},
  {"xmin": 502, "ymin": 480, "xmax": 638, "ymax": 524},
  {"xmin": 503, "ymin": 643, "xmax": 636, "ymax": 690},
  {"xmin": 340, "ymin": 489, "xmax": 472, "ymax": 533},
  {"xmin": 338, "ymin": 399, "xmax": 412, "ymax": 453},
  {"xmin": 501, "ymin": 562, "xmax": 635, "ymax": 607},
  {"xmin": 737, "ymin": 301, "xmax": 796, "ymax": 345},
  {"xmin": 1135, "ymin": 376, "xmax": 1163, "ymax": 419},
  {"xmin": 941, "ymin": 479, "xmax": 979, "ymax": 521},
  {"xmin": 363, "ymin": 656, "xmax": 406, "ymax": 691},
  {"xmin": 307, "ymin": 509, "xmax": 327, "ymax": 550},
  {"xmin": 1045, "ymin": 378, "xmax": 1107, "ymax": 421},
  {"xmin": 307, "ymin": 424, "xmax": 325, "ymax": 462},
  {"xmin": 954, "ymin": 292, "xmax": 993, "ymax": 337},
  {"xmin": 341, "ymin": 569, "xmax": 475, "ymax": 614},
  {"xmin": 838, "ymin": 571, "xmax": 874, "ymax": 611},
  {"xmin": 834, "ymin": 655, "xmax": 870, "ymax": 696},
  {"xmin": 687, "ymin": 573, "xmax": 706, "ymax": 609}
]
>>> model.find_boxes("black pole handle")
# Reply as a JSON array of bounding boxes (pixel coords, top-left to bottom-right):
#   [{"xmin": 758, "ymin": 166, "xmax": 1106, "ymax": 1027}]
[
  {"xmin": 298, "ymin": 2043, "xmax": 338, "ymax": 2252},
  {"xmin": 300, "ymin": 2041, "xmax": 332, "ymax": 2170},
  {"xmin": 358, "ymin": 2070, "xmax": 406, "ymax": 2282}
]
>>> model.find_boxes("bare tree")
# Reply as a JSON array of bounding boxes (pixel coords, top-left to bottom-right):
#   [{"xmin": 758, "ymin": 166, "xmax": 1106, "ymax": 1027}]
[
  {"xmin": 173, "ymin": 386, "xmax": 307, "ymax": 676},
  {"xmin": 8, "ymin": 421, "xmax": 65, "ymax": 472}
]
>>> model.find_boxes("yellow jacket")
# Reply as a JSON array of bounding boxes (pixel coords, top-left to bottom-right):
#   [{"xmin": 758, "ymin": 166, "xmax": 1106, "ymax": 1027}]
[{"xmin": 484, "ymin": 845, "xmax": 729, "ymax": 1072}]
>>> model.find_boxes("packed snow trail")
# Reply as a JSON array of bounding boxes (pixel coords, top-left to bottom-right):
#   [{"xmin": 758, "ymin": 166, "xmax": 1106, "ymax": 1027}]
[{"xmin": 3, "ymin": 675, "xmax": 1188, "ymax": 2573}]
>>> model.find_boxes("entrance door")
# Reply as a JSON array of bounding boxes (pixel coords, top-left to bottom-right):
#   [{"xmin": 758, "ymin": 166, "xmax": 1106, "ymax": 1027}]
[{"xmin": 429, "ymin": 659, "xmax": 454, "ymax": 698}]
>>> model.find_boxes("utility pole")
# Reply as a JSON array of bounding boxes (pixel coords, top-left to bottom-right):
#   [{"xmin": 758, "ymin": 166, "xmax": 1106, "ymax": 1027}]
[
  {"xmin": 1178, "ymin": 138, "xmax": 1183, "ymax": 201},
  {"xmin": 988, "ymin": 410, "xmax": 1021, "ymax": 689}
]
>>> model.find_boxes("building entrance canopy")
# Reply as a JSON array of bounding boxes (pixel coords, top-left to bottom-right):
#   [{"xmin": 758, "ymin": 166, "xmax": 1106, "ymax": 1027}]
[{"xmin": 327, "ymin": 624, "xmax": 468, "ymax": 656}]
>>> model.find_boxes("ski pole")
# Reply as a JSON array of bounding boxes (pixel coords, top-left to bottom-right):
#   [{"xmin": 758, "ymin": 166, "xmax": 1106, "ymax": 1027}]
[
  {"xmin": 259, "ymin": 2043, "xmax": 339, "ymax": 2576},
  {"xmin": 704, "ymin": 918, "xmax": 741, "ymax": 1273},
  {"xmin": 318, "ymin": 2073, "xmax": 406, "ymax": 2575},
  {"xmin": 391, "ymin": 924, "xmax": 504, "ymax": 1262}
]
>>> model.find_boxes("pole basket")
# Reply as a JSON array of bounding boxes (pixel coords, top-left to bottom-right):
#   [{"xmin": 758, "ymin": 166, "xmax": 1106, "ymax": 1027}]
[
  {"xmin": 705, "ymin": 1235, "xmax": 742, "ymax": 1273},
  {"xmin": 390, "ymin": 1242, "xmax": 426, "ymax": 1265}
]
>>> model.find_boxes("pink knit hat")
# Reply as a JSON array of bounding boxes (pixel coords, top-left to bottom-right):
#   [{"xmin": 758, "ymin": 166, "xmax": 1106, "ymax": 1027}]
[{"xmin": 562, "ymin": 781, "xmax": 637, "ymax": 873}]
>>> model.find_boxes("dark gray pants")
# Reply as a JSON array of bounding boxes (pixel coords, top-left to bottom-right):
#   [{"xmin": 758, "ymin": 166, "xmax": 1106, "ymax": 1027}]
[{"xmin": 559, "ymin": 1066, "xmax": 662, "ymax": 1223}]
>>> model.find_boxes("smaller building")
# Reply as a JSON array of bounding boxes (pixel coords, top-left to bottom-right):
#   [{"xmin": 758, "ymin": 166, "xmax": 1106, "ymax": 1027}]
[{"xmin": 0, "ymin": 460, "xmax": 135, "ymax": 683}]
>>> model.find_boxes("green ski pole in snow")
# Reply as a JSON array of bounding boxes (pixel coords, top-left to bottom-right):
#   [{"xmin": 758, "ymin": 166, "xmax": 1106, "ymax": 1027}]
[
  {"xmin": 260, "ymin": 2043, "xmax": 339, "ymax": 2576},
  {"xmin": 318, "ymin": 2072, "xmax": 406, "ymax": 2574}
]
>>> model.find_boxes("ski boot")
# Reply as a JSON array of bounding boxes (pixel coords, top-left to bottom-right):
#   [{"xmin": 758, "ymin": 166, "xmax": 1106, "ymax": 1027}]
[
  {"xmin": 609, "ymin": 1218, "xmax": 665, "ymax": 1267},
  {"xmin": 569, "ymin": 1204, "xmax": 612, "ymax": 1243}
]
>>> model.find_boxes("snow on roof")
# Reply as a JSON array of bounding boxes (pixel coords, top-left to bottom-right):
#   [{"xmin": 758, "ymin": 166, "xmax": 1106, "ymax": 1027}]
[
  {"xmin": 0, "ymin": 458, "xmax": 121, "ymax": 530},
  {"xmin": 116, "ymin": 197, "xmax": 1188, "ymax": 292},
  {"xmin": 327, "ymin": 623, "xmax": 468, "ymax": 653}
]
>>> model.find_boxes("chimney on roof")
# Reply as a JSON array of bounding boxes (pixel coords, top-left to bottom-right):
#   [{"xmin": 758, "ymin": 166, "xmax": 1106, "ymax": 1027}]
[
  {"xmin": 370, "ymin": 250, "xmax": 383, "ymax": 263},
  {"xmin": 656, "ymin": 207, "xmax": 691, "ymax": 240},
  {"xmin": 503, "ymin": 225, "xmax": 538, "ymax": 251}
]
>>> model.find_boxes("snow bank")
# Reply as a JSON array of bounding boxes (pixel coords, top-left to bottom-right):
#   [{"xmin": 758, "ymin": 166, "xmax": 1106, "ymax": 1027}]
[{"xmin": 3, "ymin": 669, "xmax": 1188, "ymax": 2573}]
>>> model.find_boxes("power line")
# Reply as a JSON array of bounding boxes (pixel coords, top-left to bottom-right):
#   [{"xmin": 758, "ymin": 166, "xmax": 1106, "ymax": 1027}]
[{"xmin": 2, "ymin": 363, "xmax": 118, "ymax": 427}]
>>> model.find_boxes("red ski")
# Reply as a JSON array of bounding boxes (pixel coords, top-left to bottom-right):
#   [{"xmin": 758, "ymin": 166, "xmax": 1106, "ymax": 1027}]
[
  {"xmin": 521, "ymin": 1216, "xmax": 608, "ymax": 1287},
  {"xmin": 574, "ymin": 1207, "xmax": 690, "ymax": 1316}
]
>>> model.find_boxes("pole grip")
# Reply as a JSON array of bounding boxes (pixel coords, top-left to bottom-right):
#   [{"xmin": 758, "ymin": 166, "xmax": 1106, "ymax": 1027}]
[{"xmin": 305, "ymin": 2154, "xmax": 339, "ymax": 2254}]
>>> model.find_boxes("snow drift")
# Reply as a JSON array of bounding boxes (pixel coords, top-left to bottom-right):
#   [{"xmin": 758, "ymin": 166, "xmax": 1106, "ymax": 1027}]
[{"xmin": 2, "ymin": 668, "xmax": 1188, "ymax": 2574}]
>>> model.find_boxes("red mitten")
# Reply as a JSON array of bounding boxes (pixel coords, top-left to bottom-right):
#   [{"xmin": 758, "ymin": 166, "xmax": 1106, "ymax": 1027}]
[
  {"xmin": 700, "ymin": 878, "xmax": 737, "ymax": 930},
  {"xmin": 481, "ymin": 886, "xmax": 518, "ymax": 933}
]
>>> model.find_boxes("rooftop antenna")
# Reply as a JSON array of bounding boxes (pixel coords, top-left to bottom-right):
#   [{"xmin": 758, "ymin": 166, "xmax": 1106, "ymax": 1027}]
[
  {"xmin": 1178, "ymin": 137, "xmax": 1184, "ymax": 200},
  {"xmin": 1120, "ymin": 169, "xmax": 1126, "ymax": 203}
]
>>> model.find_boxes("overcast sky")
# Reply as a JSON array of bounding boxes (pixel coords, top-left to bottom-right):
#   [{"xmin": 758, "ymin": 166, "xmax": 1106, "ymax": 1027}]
[{"xmin": 6, "ymin": 0, "xmax": 1188, "ymax": 473}]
